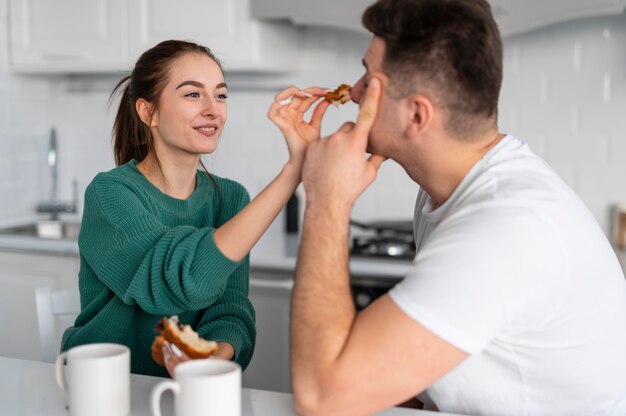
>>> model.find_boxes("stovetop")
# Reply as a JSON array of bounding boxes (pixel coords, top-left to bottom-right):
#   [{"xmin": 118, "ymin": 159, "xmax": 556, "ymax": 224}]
[{"xmin": 349, "ymin": 219, "xmax": 415, "ymax": 260}]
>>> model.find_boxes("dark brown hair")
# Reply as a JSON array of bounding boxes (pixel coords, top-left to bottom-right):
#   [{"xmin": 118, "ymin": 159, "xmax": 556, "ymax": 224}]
[
  {"xmin": 362, "ymin": 0, "xmax": 503, "ymax": 137},
  {"xmin": 111, "ymin": 39, "xmax": 223, "ymax": 166}
]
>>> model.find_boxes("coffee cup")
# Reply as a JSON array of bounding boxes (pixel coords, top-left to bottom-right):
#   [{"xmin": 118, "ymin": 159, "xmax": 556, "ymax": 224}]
[
  {"xmin": 151, "ymin": 359, "xmax": 241, "ymax": 416},
  {"xmin": 55, "ymin": 343, "xmax": 130, "ymax": 416}
]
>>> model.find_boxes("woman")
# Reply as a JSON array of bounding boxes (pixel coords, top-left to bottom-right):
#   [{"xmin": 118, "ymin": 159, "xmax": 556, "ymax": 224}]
[{"xmin": 61, "ymin": 39, "xmax": 329, "ymax": 377}]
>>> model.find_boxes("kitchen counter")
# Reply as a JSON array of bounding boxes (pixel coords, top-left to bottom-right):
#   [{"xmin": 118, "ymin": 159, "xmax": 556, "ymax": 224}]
[
  {"xmin": 0, "ymin": 220, "xmax": 413, "ymax": 280},
  {"xmin": 0, "ymin": 233, "xmax": 79, "ymax": 256},
  {"xmin": 4, "ymin": 219, "xmax": 625, "ymax": 280},
  {"xmin": 250, "ymin": 221, "xmax": 413, "ymax": 279}
]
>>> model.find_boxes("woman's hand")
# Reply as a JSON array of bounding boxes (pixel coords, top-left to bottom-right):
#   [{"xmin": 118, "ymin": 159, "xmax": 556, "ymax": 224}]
[
  {"xmin": 162, "ymin": 341, "xmax": 235, "ymax": 378},
  {"xmin": 162, "ymin": 341, "xmax": 191, "ymax": 378},
  {"xmin": 268, "ymin": 86, "xmax": 330, "ymax": 175},
  {"xmin": 301, "ymin": 78, "xmax": 385, "ymax": 212},
  {"xmin": 211, "ymin": 342, "xmax": 235, "ymax": 360}
]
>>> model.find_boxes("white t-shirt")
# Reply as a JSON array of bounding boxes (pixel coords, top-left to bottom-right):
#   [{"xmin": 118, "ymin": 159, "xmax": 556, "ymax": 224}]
[{"xmin": 389, "ymin": 135, "xmax": 626, "ymax": 416}]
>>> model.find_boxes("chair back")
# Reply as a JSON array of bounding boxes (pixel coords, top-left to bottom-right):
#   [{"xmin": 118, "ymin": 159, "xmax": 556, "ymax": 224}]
[{"xmin": 35, "ymin": 286, "xmax": 80, "ymax": 363}]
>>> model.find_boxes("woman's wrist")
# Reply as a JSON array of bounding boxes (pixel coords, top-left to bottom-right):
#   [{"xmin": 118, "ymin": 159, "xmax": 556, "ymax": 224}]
[
  {"xmin": 282, "ymin": 160, "xmax": 304, "ymax": 184},
  {"xmin": 215, "ymin": 342, "xmax": 235, "ymax": 360}
]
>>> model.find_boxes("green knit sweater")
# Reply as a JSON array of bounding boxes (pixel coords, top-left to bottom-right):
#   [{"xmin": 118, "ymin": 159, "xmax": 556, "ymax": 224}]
[{"xmin": 61, "ymin": 160, "xmax": 256, "ymax": 377}]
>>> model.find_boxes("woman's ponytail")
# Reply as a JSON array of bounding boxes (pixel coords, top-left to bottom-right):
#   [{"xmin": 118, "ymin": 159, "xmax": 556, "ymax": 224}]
[{"xmin": 111, "ymin": 75, "xmax": 152, "ymax": 166}]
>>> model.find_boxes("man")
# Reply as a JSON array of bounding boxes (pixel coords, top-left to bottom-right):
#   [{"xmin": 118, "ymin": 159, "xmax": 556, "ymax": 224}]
[{"xmin": 290, "ymin": 0, "xmax": 626, "ymax": 415}]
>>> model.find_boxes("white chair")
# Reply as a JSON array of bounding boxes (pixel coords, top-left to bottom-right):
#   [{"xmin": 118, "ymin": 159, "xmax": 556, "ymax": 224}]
[{"xmin": 35, "ymin": 286, "xmax": 80, "ymax": 363}]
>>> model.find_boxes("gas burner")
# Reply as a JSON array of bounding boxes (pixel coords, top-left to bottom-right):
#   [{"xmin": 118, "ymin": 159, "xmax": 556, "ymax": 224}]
[
  {"xmin": 351, "ymin": 234, "xmax": 416, "ymax": 260},
  {"xmin": 349, "ymin": 219, "xmax": 416, "ymax": 260}
]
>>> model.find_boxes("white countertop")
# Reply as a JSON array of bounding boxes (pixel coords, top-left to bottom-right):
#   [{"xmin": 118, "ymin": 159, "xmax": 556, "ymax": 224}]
[
  {"xmin": 0, "ymin": 220, "xmax": 413, "ymax": 279},
  {"xmin": 7, "ymin": 218, "xmax": 624, "ymax": 280},
  {"xmin": 0, "ymin": 234, "xmax": 79, "ymax": 256},
  {"xmin": 250, "ymin": 221, "xmax": 412, "ymax": 279},
  {"xmin": 0, "ymin": 356, "xmax": 460, "ymax": 416}
]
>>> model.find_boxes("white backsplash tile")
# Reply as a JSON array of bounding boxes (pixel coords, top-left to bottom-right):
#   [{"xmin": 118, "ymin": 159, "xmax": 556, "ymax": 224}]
[
  {"xmin": 0, "ymin": 0, "xmax": 625, "ymax": 234},
  {"xmin": 609, "ymin": 134, "xmax": 626, "ymax": 165}
]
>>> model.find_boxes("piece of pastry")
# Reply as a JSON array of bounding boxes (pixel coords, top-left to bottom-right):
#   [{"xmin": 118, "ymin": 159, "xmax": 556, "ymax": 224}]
[
  {"xmin": 151, "ymin": 316, "xmax": 219, "ymax": 366},
  {"xmin": 325, "ymin": 84, "xmax": 352, "ymax": 106},
  {"xmin": 151, "ymin": 334, "xmax": 167, "ymax": 366}
]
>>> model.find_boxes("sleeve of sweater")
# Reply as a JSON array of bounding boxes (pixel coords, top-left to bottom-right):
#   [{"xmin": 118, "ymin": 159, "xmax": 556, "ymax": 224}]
[
  {"xmin": 79, "ymin": 172, "xmax": 248, "ymax": 316},
  {"xmin": 194, "ymin": 176, "xmax": 256, "ymax": 369},
  {"xmin": 195, "ymin": 255, "xmax": 256, "ymax": 369}
]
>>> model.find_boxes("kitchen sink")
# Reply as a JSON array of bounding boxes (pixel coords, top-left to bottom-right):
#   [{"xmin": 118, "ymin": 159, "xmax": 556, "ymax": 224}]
[{"xmin": 0, "ymin": 220, "xmax": 81, "ymax": 240}]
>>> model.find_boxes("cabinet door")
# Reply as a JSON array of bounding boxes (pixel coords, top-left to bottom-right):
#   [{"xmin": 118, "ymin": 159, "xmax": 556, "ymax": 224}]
[
  {"xmin": 0, "ymin": 252, "xmax": 79, "ymax": 361},
  {"xmin": 128, "ymin": 0, "xmax": 236, "ymax": 57},
  {"xmin": 128, "ymin": 0, "xmax": 297, "ymax": 71},
  {"xmin": 9, "ymin": 0, "xmax": 128, "ymax": 72},
  {"xmin": 244, "ymin": 270, "xmax": 293, "ymax": 393},
  {"xmin": 251, "ymin": 0, "xmax": 371, "ymax": 33}
]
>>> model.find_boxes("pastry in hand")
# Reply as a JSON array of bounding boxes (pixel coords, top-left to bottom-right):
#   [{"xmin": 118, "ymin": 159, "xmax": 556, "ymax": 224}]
[
  {"xmin": 325, "ymin": 84, "xmax": 352, "ymax": 106},
  {"xmin": 151, "ymin": 315, "xmax": 219, "ymax": 366}
]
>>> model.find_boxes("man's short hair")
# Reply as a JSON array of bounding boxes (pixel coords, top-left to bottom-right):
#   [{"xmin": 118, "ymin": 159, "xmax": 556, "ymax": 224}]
[{"xmin": 362, "ymin": 0, "xmax": 503, "ymax": 137}]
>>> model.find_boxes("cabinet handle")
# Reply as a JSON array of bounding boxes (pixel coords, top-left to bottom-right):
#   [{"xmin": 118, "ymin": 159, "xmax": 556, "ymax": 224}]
[{"xmin": 249, "ymin": 278, "xmax": 293, "ymax": 290}]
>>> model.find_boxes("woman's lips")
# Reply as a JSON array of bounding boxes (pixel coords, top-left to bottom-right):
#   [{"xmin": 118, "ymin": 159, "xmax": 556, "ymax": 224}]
[{"xmin": 194, "ymin": 125, "xmax": 218, "ymax": 137}]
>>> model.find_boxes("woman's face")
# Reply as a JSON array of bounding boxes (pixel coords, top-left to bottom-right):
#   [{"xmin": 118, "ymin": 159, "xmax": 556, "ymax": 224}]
[{"xmin": 150, "ymin": 53, "xmax": 227, "ymax": 157}]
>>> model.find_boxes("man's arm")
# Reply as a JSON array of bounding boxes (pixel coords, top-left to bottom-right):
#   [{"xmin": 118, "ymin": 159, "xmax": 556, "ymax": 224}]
[
  {"xmin": 291, "ymin": 205, "xmax": 468, "ymax": 415},
  {"xmin": 290, "ymin": 78, "xmax": 468, "ymax": 416}
]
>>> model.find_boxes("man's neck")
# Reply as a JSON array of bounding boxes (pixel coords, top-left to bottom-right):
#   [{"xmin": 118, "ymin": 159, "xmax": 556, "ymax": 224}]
[{"xmin": 402, "ymin": 131, "xmax": 505, "ymax": 208}]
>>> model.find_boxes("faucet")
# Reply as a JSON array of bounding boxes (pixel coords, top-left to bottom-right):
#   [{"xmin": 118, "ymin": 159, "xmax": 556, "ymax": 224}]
[
  {"xmin": 49, "ymin": 127, "xmax": 58, "ymax": 203},
  {"xmin": 37, "ymin": 127, "xmax": 77, "ymax": 221}
]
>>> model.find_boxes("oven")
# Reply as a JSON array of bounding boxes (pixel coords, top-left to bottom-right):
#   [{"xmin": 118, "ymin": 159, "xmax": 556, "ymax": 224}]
[
  {"xmin": 351, "ymin": 275, "xmax": 400, "ymax": 311},
  {"xmin": 349, "ymin": 219, "xmax": 414, "ymax": 311}
]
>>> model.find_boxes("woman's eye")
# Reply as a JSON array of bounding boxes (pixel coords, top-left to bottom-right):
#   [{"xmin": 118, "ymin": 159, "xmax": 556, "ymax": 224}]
[
  {"xmin": 185, "ymin": 92, "xmax": 200, "ymax": 98},
  {"xmin": 216, "ymin": 93, "xmax": 228, "ymax": 101}
]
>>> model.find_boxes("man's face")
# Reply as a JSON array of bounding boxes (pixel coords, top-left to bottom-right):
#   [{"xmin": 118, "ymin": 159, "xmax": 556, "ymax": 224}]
[{"xmin": 351, "ymin": 36, "xmax": 406, "ymax": 158}]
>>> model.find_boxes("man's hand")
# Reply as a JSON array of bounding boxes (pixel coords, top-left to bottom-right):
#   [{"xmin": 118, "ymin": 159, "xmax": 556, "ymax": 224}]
[{"xmin": 301, "ymin": 78, "xmax": 386, "ymax": 212}]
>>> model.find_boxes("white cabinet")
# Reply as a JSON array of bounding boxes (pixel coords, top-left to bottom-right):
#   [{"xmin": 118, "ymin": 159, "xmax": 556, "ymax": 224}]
[
  {"xmin": 128, "ymin": 0, "xmax": 297, "ymax": 72},
  {"xmin": 243, "ymin": 269, "xmax": 293, "ymax": 393},
  {"xmin": 251, "ymin": 0, "xmax": 372, "ymax": 34},
  {"xmin": 252, "ymin": 0, "xmax": 626, "ymax": 38},
  {"xmin": 9, "ymin": 0, "xmax": 129, "ymax": 72},
  {"xmin": 0, "ymin": 251, "xmax": 79, "ymax": 361},
  {"xmin": 490, "ymin": 0, "xmax": 626, "ymax": 37},
  {"xmin": 8, "ymin": 0, "xmax": 298, "ymax": 73}
]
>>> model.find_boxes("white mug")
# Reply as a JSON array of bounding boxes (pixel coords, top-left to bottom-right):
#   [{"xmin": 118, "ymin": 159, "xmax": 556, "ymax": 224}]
[
  {"xmin": 151, "ymin": 359, "xmax": 242, "ymax": 416},
  {"xmin": 55, "ymin": 343, "xmax": 130, "ymax": 416}
]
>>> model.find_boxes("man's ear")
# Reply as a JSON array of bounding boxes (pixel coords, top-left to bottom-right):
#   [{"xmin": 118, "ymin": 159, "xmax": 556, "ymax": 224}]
[
  {"xmin": 406, "ymin": 95, "xmax": 434, "ymax": 139},
  {"xmin": 135, "ymin": 98, "xmax": 156, "ymax": 127}
]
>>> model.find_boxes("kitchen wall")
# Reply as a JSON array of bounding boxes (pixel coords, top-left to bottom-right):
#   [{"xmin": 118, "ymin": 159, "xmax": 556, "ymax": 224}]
[{"xmin": 0, "ymin": 0, "xmax": 625, "ymax": 235}]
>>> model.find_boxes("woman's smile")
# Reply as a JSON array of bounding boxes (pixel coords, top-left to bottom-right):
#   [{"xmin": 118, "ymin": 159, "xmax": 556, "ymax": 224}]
[{"xmin": 193, "ymin": 123, "xmax": 219, "ymax": 137}]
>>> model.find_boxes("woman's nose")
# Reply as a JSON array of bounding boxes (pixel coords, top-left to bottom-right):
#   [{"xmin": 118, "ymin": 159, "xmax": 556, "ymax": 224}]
[{"xmin": 202, "ymin": 98, "xmax": 221, "ymax": 118}]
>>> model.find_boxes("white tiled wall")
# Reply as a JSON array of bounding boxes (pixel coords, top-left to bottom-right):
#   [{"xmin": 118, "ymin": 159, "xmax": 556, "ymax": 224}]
[
  {"xmin": 1, "ymin": 0, "xmax": 625, "ymax": 235},
  {"xmin": 499, "ymin": 13, "xmax": 626, "ymax": 233}
]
